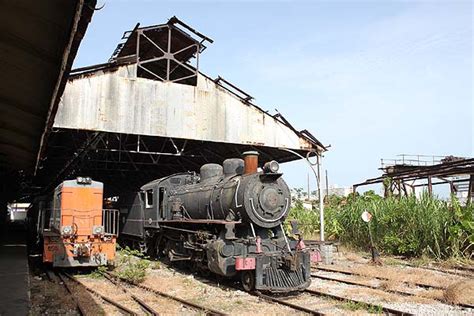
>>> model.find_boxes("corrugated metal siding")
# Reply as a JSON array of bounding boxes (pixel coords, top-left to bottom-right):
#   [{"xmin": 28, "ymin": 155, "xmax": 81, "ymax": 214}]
[{"xmin": 54, "ymin": 64, "xmax": 314, "ymax": 150}]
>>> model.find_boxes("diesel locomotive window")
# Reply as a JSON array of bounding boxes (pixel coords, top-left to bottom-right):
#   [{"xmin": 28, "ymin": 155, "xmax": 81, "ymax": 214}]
[{"xmin": 145, "ymin": 189, "xmax": 154, "ymax": 208}]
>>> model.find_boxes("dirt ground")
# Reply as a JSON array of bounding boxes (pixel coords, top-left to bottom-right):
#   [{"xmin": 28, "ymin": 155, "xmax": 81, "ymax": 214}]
[
  {"xmin": 310, "ymin": 248, "xmax": 474, "ymax": 314},
  {"xmin": 28, "ymin": 248, "xmax": 474, "ymax": 315}
]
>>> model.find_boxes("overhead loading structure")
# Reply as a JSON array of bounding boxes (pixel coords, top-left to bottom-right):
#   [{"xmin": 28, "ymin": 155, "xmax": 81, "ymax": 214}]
[
  {"xmin": 354, "ymin": 155, "xmax": 474, "ymax": 203},
  {"xmin": 36, "ymin": 17, "xmax": 326, "ymax": 195}
]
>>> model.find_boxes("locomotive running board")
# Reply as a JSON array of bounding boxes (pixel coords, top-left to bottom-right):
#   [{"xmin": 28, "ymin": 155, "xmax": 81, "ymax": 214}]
[{"xmin": 158, "ymin": 219, "xmax": 242, "ymax": 225}]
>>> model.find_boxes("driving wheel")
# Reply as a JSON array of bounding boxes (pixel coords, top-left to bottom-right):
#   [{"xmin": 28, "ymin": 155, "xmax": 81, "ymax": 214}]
[{"xmin": 241, "ymin": 271, "xmax": 256, "ymax": 292}]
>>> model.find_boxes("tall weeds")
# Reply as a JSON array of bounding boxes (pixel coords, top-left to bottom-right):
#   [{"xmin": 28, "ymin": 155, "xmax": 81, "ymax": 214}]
[{"xmin": 287, "ymin": 192, "xmax": 473, "ymax": 260}]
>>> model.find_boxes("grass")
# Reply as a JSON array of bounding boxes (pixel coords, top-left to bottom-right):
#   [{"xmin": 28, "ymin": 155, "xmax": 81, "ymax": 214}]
[
  {"xmin": 287, "ymin": 191, "xmax": 474, "ymax": 260},
  {"xmin": 341, "ymin": 300, "xmax": 383, "ymax": 314}
]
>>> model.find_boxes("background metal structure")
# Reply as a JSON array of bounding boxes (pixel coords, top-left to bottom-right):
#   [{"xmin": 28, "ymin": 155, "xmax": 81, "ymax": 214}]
[{"xmin": 353, "ymin": 155, "xmax": 474, "ymax": 203}]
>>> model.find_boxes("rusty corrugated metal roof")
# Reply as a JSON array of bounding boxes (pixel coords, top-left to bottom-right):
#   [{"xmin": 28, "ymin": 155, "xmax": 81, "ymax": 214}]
[{"xmin": 0, "ymin": 0, "xmax": 96, "ymax": 173}]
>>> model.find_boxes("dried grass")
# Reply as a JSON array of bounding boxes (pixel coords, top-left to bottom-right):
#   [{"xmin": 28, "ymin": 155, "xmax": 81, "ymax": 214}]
[
  {"xmin": 378, "ymin": 279, "xmax": 398, "ymax": 291},
  {"xmin": 443, "ymin": 280, "xmax": 474, "ymax": 305},
  {"xmin": 419, "ymin": 289, "xmax": 444, "ymax": 301},
  {"xmin": 353, "ymin": 264, "xmax": 462, "ymax": 288},
  {"xmin": 344, "ymin": 286, "xmax": 402, "ymax": 303},
  {"xmin": 344, "ymin": 253, "xmax": 362, "ymax": 262}
]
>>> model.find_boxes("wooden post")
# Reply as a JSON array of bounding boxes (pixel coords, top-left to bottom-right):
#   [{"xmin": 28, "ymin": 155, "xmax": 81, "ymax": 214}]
[
  {"xmin": 402, "ymin": 182, "xmax": 408, "ymax": 196},
  {"xmin": 468, "ymin": 174, "xmax": 474, "ymax": 204},
  {"xmin": 449, "ymin": 181, "xmax": 456, "ymax": 196},
  {"xmin": 427, "ymin": 176, "xmax": 433, "ymax": 196},
  {"xmin": 397, "ymin": 180, "xmax": 402, "ymax": 199}
]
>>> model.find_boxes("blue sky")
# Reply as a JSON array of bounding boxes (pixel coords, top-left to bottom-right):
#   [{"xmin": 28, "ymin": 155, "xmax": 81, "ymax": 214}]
[{"xmin": 73, "ymin": 0, "xmax": 473, "ymax": 191}]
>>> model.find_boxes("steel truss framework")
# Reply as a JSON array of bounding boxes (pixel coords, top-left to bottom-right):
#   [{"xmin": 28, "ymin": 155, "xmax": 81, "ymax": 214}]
[
  {"xmin": 109, "ymin": 16, "xmax": 213, "ymax": 86},
  {"xmin": 353, "ymin": 156, "xmax": 474, "ymax": 203},
  {"xmin": 33, "ymin": 128, "xmax": 310, "ymax": 197}
]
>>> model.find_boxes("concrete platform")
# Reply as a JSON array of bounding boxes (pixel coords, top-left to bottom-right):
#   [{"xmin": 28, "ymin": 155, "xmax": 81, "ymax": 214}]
[{"xmin": 0, "ymin": 224, "xmax": 30, "ymax": 316}]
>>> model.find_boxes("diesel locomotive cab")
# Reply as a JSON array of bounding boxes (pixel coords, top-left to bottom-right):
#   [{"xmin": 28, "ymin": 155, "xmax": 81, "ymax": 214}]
[{"xmin": 119, "ymin": 152, "xmax": 311, "ymax": 293}]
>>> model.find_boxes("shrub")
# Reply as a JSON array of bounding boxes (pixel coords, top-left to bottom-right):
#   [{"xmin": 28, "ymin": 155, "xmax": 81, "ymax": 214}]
[
  {"xmin": 288, "ymin": 191, "xmax": 474, "ymax": 260},
  {"xmin": 89, "ymin": 265, "xmax": 108, "ymax": 279},
  {"xmin": 116, "ymin": 246, "xmax": 150, "ymax": 284}
]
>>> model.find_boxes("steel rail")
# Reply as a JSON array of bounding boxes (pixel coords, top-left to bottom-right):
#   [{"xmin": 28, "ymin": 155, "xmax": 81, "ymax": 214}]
[
  {"xmin": 400, "ymin": 262, "xmax": 473, "ymax": 278},
  {"xmin": 304, "ymin": 289, "xmax": 414, "ymax": 316},
  {"xmin": 312, "ymin": 274, "xmax": 410, "ymax": 296},
  {"xmin": 316, "ymin": 266, "xmax": 444, "ymax": 290},
  {"xmin": 102, "ymin": 272, "xmax": 159, "ymax": 315},
  {"xmin": 312, "ymin": 273, "xmax": 474, "ymax": 309},
  {"xmin": 56, "ymin": 273, "xmax": 86, "ymax": 316},
  {"xmin": 253, "ymin": 291, "xmax": 326, "ymax": 316},
  {"xmin": 105, "ymin": 272, "xmax": 227, "ymax": 316},
  {"xmin": 62, "ymin": 273, "xmax": 139, "ymax": 315}
]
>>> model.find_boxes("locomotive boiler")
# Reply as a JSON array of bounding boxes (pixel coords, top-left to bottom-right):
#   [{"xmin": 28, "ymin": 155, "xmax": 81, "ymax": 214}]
[{"xmin": 120, "ymin": 152, "xmax": 311, "ymax": 292}]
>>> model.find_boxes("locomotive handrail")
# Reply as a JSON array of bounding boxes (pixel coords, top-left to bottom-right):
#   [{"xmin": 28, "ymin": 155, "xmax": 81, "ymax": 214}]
[
  {"xmin": 103, "ymin": 209, "xmax": 120, "ymax": 237},
  {"xmin": 234, "ymin": 178, "xmax": 243, "ymax": 208},
  {"xmin": 43, "ymin": 207, "xmax": 119, "ymax": 237},
  {"xmin": 249, "ymin": 197, "xmax": 289, "ymax": 223}
]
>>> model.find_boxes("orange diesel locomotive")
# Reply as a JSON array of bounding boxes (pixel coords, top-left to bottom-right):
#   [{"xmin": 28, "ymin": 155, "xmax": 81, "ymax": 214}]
[{"xmin": 36, "ymin": 177, "xmax": 118, "ymax": 267}]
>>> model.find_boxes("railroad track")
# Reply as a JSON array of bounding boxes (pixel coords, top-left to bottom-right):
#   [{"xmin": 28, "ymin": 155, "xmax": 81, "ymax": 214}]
[
  {"xmin": 312, "ymin": 273, "xmax": 411, "ymax": 296},
  {"xmin": 252, "ymin": 291, "xmax": 325, "ymax": 315},
  {"xmin": 311, "ymin": 268, "xmax": 474, "ymax": 309},
  {"xmin": 55, "ymin": 273, "xmax": 88, "ymax": 315},
  {"xmin": 61, "ymin": 272, "xmax": 156, "ymax": 315},
  {"xmin": 100, "ymin": 273, "xmax": 159, "ymax": 315},
  {"xmin": 104, "ymin": 271, "xmax": 228, "ymax": 316},
  {"xmin": 400, "ymin": 262, "xmax": 474, "ymax": 278},
  {"xmin": 315, "ymin": 265, "xmax": 445, "ymax": 290},
  {"xmin": 304, "ymin": 288, "xmax": 414, "ymax": 316},
  {"xmin": 253, "ymin": 286, "xmax": 414, "ymax": 315},
  {"xmin": 312, "ymin": 273, "xmax": 474, "ymax": 310},
  {"xmin": 115, "ymin": 260, "xmax": 417, "ymax": 315},
  {"xmin": 227, "ymin": 281, "xmax": 412, "ymax": 315}
]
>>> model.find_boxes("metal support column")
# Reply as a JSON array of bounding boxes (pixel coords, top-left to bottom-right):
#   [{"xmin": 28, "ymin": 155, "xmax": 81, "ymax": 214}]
[
  {"xmin": 278, "ymin": 148, "xmax": 324, "ymax": 241},
  {"xmin": 317, "ymin": 154, "xmax": 324, "ymax": 242}
]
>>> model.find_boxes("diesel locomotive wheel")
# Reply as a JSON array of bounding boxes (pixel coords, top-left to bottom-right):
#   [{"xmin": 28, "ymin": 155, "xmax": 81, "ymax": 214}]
[{"xmin": 241, "ymin": 271, "xmax": 256, "ymax": 292}]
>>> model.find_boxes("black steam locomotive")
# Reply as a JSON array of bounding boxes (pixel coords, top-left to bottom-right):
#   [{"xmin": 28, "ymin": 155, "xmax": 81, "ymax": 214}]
[{"xmin": 119, "ymin": 152, "xmax": 311, "ymax": 292}]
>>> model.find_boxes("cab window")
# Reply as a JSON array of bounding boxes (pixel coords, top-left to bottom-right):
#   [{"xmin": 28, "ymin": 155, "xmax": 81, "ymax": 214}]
[{"xmin": 145, "ymin": 189, "xmax": 153, "ymax": 208}]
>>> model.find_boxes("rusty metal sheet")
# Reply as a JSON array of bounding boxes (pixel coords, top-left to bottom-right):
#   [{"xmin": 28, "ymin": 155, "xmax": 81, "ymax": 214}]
[{"xmin": 54, "ymin": 64, "xmax": 316, "ymax": 152}]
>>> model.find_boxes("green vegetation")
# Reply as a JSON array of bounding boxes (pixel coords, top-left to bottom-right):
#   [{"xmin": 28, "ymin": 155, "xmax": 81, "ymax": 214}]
[
  {"xmin": 341, "ymin": 300, "xmax": 383, "ymax": 314},
  {"xmin": 89, "ymin": 265, "xmax": 108, "ymax": 279},
  {"xmin": 116, "ymin": 246, "xmax": 151, "ymax": 284},
  {"xmin": 287, "ymin": 191, "xmax": 474, "ymax": 260}
]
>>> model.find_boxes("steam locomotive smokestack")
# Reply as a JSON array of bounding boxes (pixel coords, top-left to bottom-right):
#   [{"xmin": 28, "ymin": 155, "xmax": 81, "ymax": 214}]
[{"xmin": 242, "ymin": 151, "xmax": 259, "ymax": 174}]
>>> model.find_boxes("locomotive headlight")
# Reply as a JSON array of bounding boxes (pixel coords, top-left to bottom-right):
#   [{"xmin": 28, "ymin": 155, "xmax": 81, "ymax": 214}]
[
  {"xmin": 263, "ymin": 160, "xmax": 280, "ymax": 173},
  {"xmin": 61, "ymin": 225, "xmax": 73, "ymax": 236},
  {"xmin": 92, "ymin": 225, "xmax": 104, "ymax": 235},
  {"xmin": 76, "ymin": 176, "xmax": 92, "ymax": 184}
]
